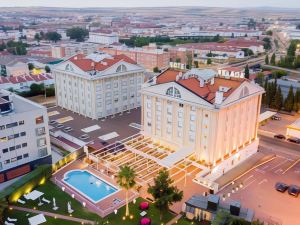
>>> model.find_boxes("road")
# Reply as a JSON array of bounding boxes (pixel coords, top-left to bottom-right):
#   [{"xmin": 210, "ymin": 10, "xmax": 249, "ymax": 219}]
[{"xmin": 262, "ymin": 64, "xmax": 300, "ymax": 75}]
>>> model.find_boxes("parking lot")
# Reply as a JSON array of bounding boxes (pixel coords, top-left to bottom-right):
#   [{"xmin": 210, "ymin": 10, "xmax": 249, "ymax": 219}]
[
  {"xmin": 47, "ymin": 106, "xmax": 141, "ymax": 149},
  {"xmin": 219, "ymin": 145, "xmax": 300, "ymax": 225}
]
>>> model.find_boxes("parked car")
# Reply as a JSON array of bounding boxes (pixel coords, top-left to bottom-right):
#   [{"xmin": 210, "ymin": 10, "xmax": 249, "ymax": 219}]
[
  {"xmin": 56, "ymin": 124, "xmax": 64, "ymax": 129},
  {"xmin": 49, "ymin": 120, "xmax": 57, "ymax": 125},
  {"xmin": 275, "ymin": 182, "xmax": 289, "ymax": 193},
  {"xmin": 80, "ymin": 134, "xmax": 89, "ymax": 140},
  {"xmin": 274, "ymin": 134, "xmax": 286, "ymax": 140},
  {"xmin": 287, "ymin": 137, "xmax": 300, "ymax": 144},
  {"xmin": 272, "ymin": 115, "xmax": 281, "ymax": 120},
  {"xmin": 63, "ymin": 127, "xmax": 73, "ymax": 132},
  {"xmin": 288, "ymin": 185, "xmax": 300, "ymax": 197}
]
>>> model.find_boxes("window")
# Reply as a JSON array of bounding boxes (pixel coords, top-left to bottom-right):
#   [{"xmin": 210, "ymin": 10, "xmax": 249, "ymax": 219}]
[
  {"xmin": 17, "ymin": 155, "xmax": 22, "ymax": 160},
  {"xmin": 190, "ymin": 114, "xmax": 196, "ymax": 121},
  {"xmin": 6, "ymin": 122, "xmax": 18, "ymax": 128},
  {"xmin": 179, "ymin": 103, "xmax": 184, "ymax": 107},
  {"xmin": 36, "ymin": 127, "xmax": 45, "ymax": 136},
  {"xmin": 16, "ymin": 144, "xmax": 21, "ymax": 149},
  {"xmin": 20, "ymin": 132, "xmax": 26, "ymax": 137},
  {"xmin": 147, "ymin": 122, "xmax": 152, "ymax": 127},
  {"xmin": 4, "ymin": 159, "xmax": 10, "ymax": 164},
  {"xmin": 178, "ymin": 121, "xmax": 183, "ymax": 128},
  {"xmin": 0, "ymin": 136, "xmax": 7, "ymax": 142},
  {"xmin": 23, "ymin": 153, "xmax": 29, "ymax": 158},
  {"xmin": 0, "ymin": 125, "xmax": 5, "ymax": 130},
  {"xmin": 22, "ymin": 143, "xmax": 27, "ymax": 148},
  {"xmin": 35, "ymin": 116, "xmax": 44, "ymax": 124},
  {"xmin": 8, "ymin": 134, "xmax": 15, "ymax": 140},
  {"xmin": 178, "ymin": 111, "xmax": 183, "ymax": 118},
  {"xmin": 2, "ymin": 148, "xmax": 8, "ymax": 153},
  {"xmin": 166, "ymin": 87, "xmax": 181, "ymax": 98},
  {"xmin": 38, "ymin": 148, "xmax": 48, "ymax": 157},
  {"xmin": 11, "ymin": 157, "xmax": 17, "ymax": 162},
  {"xmin": 19, "ymin": 120, "xmax": 25, "ymax": 125},
  {"xmin": 9, "ymin": 146, "xmax": 15, "ymax": 151},
  {"xmin": 190, "ymin": 124, "xmax": 196, "ymax": 132},
  {"xmin": 116, "ymin": 64, "xmax": 127, "ymax": 73}
]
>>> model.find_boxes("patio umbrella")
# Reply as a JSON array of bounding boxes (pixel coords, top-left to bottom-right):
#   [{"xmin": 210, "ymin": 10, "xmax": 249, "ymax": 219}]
[{"xmin": 53, "ymin": 198, "xmax": 56, "ymax": 208}]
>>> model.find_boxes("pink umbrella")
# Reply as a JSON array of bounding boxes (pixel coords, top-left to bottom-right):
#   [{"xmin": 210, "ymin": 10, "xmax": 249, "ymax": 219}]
[
  {"xmin": 140, "ymin": 217, "xmax": 151, "ymax": 225},
  {"xmin": 139, "ymin": 202, "xmax": 149, "ymax": 210}
]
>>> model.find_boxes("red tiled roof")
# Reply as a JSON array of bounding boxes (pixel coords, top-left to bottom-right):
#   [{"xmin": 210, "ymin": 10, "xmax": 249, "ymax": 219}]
[
  {"xmin": 69, "ymin": 54, "xmax": 137, "ymax": 72},
  {"xmin": 156, "ymin": 68, "xmax": 245, "ymax": 103},
  {"xmin": 0, "ymin": 76, "xmax": 9, "ymax": 84}
]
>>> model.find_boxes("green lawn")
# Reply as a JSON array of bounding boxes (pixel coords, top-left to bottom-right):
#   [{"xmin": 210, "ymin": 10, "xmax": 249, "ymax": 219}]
[
  {"xmin": 11, "ymin": 181, "xmax": 177, "ymax": 225},
  {"xmin": 4, "ymin": 209, "xmax": 81, "ymax": 225},
  {"xmin": 14, "ymin": 181, "xmax": 101, "ymax": 222},
  {"xmin": 104, "ymin": 198, "xmax": 175, "ymax": 225}
]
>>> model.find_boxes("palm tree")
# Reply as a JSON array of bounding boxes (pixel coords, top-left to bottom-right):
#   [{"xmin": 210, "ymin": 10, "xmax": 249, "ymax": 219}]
[{"xmin": 116, "ymin": 165, "xmax": 136, "ymax": 217}]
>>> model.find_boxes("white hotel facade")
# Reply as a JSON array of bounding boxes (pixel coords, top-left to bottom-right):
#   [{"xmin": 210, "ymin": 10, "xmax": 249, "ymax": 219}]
[
  {"xmin": 141, "ymin": 68, "xmax": 264, "ymax": 180},
  {"xmin": 0, "ymin": 90, "xmax": 51, "ymax": 183},
  {"xmin": 53, "ymin": 53, "xmax": 145, "ymax": 119}
]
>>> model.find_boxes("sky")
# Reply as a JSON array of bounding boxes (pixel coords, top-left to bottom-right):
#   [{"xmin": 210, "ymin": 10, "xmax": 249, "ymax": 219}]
[{"xmin": 0, "ymin": 0, "xmax": 299, "ymax": 8}]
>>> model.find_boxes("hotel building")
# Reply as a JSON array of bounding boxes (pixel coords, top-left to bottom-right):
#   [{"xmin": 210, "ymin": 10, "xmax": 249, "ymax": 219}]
[
  {"xmin": 141, "ymin": 68, "xmax": 264, "ymax": 180},
  {"xmin": 52, "ymin": 52, "xmax": 145, "ymax": 119},
  {"xmin": 0, "ymin": 90, "xmax": 52, "ymax": 183}
]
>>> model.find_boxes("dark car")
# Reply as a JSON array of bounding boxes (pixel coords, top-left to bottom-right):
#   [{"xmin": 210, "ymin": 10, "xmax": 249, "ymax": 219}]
[
  {"xmin": 272, "ymin": 115, "xmax": 281, "ymax": 120},
  {"xmin": 288, "ymin": 185, "xmax": 300, "ymax": 197},
  {"xmin": 274, "ymin": 134, "xmax": 286, "ymax": 140},
  {"xmin": 287, "ymin": 137, "xmax": 300, "ymax": 144},
  {"xmin": 275, "ymin": 182, "xmax": 289, "ymax": 193}
]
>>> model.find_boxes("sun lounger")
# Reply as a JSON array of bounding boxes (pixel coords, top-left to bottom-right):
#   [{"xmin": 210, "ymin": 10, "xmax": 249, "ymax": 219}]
[
  {"xmin": 5, "ymin": 221, "xmax": 14, "ymax": 225},
  {"xmin": 42, "ymin": 197, "xmax": 50, "ymax": 204},
  {"xmin": 17, "ymin": 199, "xmax": 25, "ymax": 204},
  {"xmin": 7, "ymin": 218, "xmax": 17, "ymax": 222}
]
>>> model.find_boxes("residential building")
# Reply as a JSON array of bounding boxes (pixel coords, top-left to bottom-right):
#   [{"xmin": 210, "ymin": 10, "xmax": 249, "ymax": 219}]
[
  {"xmin": 100, "ymin": 44, "xmax": 170, "ymax": 71},
  {"xmin": 141, "ymin": 68, "xmax": 264, "ymax": 181},
  {"xmin": 51, "ymin": 42, "xmax": 99, "ymax": 59},
  {"xmin": 52, "ymin": 52, "xmax": 145, "ymax": 119},
  {"xmin": 0, "ymin": 57, "xmax": 29, "ymax": 77},
  {"xmin": 0, "ymin": 90, "xmax": 52, "ymax": 183},
  {"xmin": 88, "ymin": 30, "xmax": 119, "ymax": 45},
  {"xmin": 218, "ymin": 67, "xmax": 245, "ymax": 79}
]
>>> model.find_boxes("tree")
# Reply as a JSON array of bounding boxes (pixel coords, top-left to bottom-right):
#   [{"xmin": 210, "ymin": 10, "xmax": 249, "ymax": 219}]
[
  {"xmin": 284, "ymin": 85, "xmax": 295, "ymax": 112},
  {"xmin": 265, "ymin": 54, "xmax": 269, "ymax": 65},
  {"xmin": 45, "ymin": 32, "xmax": 61, "ymax": 43},
  {"xmin": 266, "ymin": 30, "xmax": 273, "ymax": 36},
  {"xmin": 263, "ymin": 37, "xmax": 272, "ymax": 50},
  {"xmin": 207, "ymin": 58, "xmax": 212, "ymax": 65},
  {"xmin": 148, "ymin": 169, "xmax": 183, "ymax": 220},
  {"xmin": 255, "ymin": 72, "xmax": 265, "ymax": 86},
  {"xmin": 262, "ymin": 80, "xmax": 268, "ymax": 106},
  {"xmin": 66, "ymin": 27, "xmax": 89, "ymax": 42},
  {"xmin": 116, "ymin": 165, "xmax": 136, "ymax": 217},
  {"xmin": 270, "ymin": 53, "xmax": 276, "ymax": 65},
  {"xmin": 34, "ymin": 33, "xmax": 41, "ymax": 43},
  {"xmin": 274, "ymin": 86, "xmax": 283, "ymax": 111},
  {"xmin": 194, "ymin": 61, "xmax": 199, "ymax": 68},
  {"xmin": 244, "ymin": 64, "xmax": 250, "ymax": 79},
  {"xmin": 293, "ymin": 88, "xmax": 300, "ymax": 112},
  {"xmin": 242, "ymin": 48, "xmax": 254, "ymax": 57},
  {"xmin": 28, "ymin": 63, "xmax": 34, "ymax": 71},
  {"xmin": 45, "ymin": 65, "xmax": 51, "ymax": 73},
  {"xmin": 153, "ymin": 67, "xmax": 159, "ymax": 73}
]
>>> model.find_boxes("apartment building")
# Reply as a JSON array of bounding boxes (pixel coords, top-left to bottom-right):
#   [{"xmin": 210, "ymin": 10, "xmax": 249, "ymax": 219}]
[
  {"xmin": 0, "ymin": 90, "xmax": 52, "ymax": 183},
  {"xmin": 88, "ymin": 30, "xmax": 119, "ymax": 45},
  {"xmin": 52, "ymin": 52, "xmax": 145, "ymax": 119},
  {"xmin": 100, "ymin": 44, "xmax": 170, "ymax": 71},
  {"xmin": 51, "ymin": 42, "xmax": 99, "ymax": 59},
  {"xmin": 141, "ymin": 68, "xmax": 264, "ymax": 179}
]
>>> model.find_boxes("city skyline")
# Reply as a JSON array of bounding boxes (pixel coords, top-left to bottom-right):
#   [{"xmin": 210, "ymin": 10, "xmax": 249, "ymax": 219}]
[{"xmin": 0, "ymin": 0, "xmax": 299, "ymax": 8}]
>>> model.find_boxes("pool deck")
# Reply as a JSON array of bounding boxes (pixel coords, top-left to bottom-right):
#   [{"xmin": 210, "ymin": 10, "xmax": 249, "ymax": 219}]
[{"xmin": 52, "ymin": 160, "xmax": 138, "ymax": 217}]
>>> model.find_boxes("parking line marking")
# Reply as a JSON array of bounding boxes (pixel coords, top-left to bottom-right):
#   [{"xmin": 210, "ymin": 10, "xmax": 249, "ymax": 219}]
[
  {"xmin": 275, "ymin": 168, "xmax": 283, "ymax": 174},
  {"xmin": 244, "ymin": 175, "xmax": 254, "ymax": 182},
  {"xmin": 242, "ymin": 179, "xmax": 257, "ymax": 190},
  {"xmin": 258, "ymin": 179, "xmax": 267, "ymax": 185},
  {"xmin": 261, "ymin": 165, "xmax": 269, "ymax": 170},
  {"xmin": 270, "ymin": 159, "xmax": 288, "ymax": 171}
]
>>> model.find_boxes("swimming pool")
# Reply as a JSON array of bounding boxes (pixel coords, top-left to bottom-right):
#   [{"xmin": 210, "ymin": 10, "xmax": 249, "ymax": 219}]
[{"xmin": 63, "ymin": 170, "xmax": 119, "ymax": 203}]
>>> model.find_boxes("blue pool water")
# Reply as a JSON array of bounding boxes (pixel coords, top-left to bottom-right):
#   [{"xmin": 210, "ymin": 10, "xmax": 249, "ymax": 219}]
[{"xmin": 63, "ymin": 170, "xmax": 118, "ymax": 202}]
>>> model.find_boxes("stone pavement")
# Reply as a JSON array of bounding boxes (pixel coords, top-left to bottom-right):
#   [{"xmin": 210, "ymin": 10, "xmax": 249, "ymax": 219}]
[{"xmin": 10, "ymin": 205, "xmax": 96, "ymax": 225}]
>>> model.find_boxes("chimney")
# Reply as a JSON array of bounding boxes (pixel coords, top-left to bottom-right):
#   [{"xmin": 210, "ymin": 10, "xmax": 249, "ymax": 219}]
[
  {"xmin": 91, "ymin": 62, "xmax": 95, "ymax": 68},
  {"xmin": 74, "ymin": 56, "xmax": 78, "ymax": 60},
  {"xmin": 199, "ymin": 79, "xmax": 204, "ymax": 88},
  {"xmin": 215, "ymin": 91, "xmax": 223, "ymax": 105},
  {"xmin": 210, "ymin": 77, "xmax": 215, "ymax": 85}
]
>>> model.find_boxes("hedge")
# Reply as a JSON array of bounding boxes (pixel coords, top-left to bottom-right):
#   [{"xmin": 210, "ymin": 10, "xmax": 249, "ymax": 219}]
[{"xmin": 0, "ymin": 165, "xmax": 52, "ymax": 203}]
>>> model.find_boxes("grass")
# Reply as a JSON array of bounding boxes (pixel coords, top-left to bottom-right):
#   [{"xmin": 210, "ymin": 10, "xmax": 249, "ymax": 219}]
[
  {"xmin": 104, "ymin": 198, "xmax": 175, "ymax": 225},
  {"xmin": 11, "ymin": 180, "xmax": 177, "ymax": 225},
  {"xmin": 14, "ymin": 181, "xmax": 101, "ymax": 222},
  {"xmin": 4, "ymin": 209, "xmax": 81, "ymax": 225}
]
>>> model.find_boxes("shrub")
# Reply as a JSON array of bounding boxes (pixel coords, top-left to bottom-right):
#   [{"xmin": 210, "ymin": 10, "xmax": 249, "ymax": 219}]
[{"xmin": 0, "ymin": 165, "xmax": 52, "ymax": 203}]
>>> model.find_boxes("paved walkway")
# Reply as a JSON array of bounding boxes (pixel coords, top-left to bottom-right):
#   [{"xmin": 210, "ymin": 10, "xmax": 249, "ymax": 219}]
[
  {"xmin": 166, "ymin": 214, "xmax": 182, "ymax": 225},
  {"xmin": 10, "ymin": 205, "xmax": 96, "ymax": 225}
]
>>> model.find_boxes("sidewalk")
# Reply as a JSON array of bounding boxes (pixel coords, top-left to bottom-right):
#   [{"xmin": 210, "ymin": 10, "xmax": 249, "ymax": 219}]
[
  {"xmin": 10, "ymin": 205, "xmax": 96, "ymax": 225},
  {"xmin": 166, "ymin": 214, "xmax": 182, "ymax": 225},
  {"xmin": 215, "ymin": 151, "xmax": 276, "ymax": 191}
]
